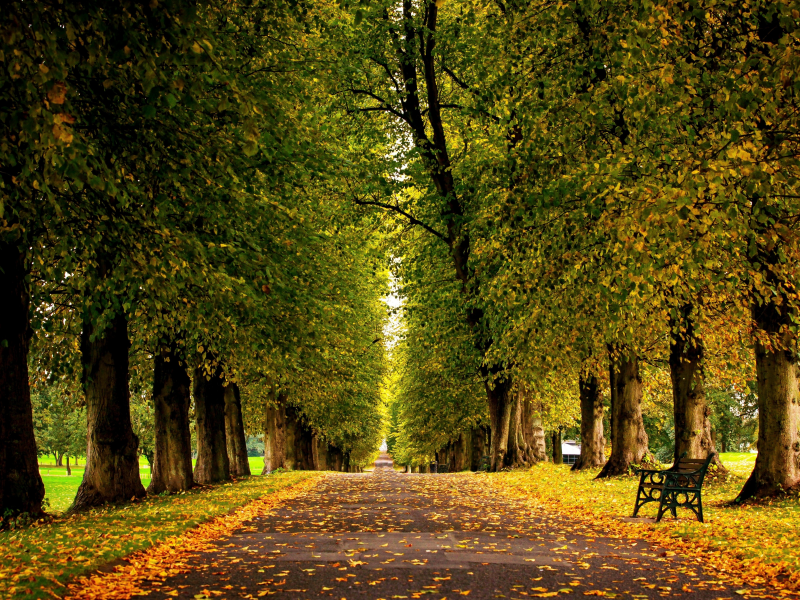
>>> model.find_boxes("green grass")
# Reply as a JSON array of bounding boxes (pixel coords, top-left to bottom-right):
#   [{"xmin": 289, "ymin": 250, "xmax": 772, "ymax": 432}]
[
  {"xmin": 41, "ymin": 475, "xmax": 85, "ymax": 513},
  {"xmin": 38, "ymin": 457, "xmax": 271, "ymax": 513},
  {"xmin": 248, "ymin": 456, "xmax": 265, "ymax": 473},
  {"xmin": 2, "ymin": 471, "xmax": 315, "ymax": 600},
  {"xmin": 718, "ymin": 451, "xmax": 757, "ymax": 477}
]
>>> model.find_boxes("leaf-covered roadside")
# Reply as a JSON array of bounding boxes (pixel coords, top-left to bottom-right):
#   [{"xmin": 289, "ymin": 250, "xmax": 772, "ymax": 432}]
[
  {"xmin": 488, "ymin": 462, "xmax": 800, "ymax": 596},
  {"xmin": 0, "ymin": 472, "xmax": 317, "ymax": 600}
]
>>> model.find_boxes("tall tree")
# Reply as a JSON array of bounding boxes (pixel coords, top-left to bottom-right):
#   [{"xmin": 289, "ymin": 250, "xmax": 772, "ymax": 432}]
[{"xmin": 148, "ymin": 345, "xmax": 193, "ymax": 494}]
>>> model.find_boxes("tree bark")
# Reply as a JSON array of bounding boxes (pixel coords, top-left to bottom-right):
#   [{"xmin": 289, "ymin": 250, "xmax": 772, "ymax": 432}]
[
  {"xmin": 507, "ymin": 393, "xmax": 525, "ymax": 467},
  {"xmin": 148, "ymin": 346, "xmax": 193, "ymax": 494},
  {"xmin": 285, "ymin": 404, "xmax": 314, "ymax": 470},
  {"xmin": 312, "ymin": 434, "xmax": 327, "ymax": 470},
  {"xmin": 470, "ymin": 426, "xmax": 488, "ymax": 470},
  {"xmin": 343, "ymin": 451, "xmax": 351, "ymax": 472},
  {"xmin": 193, "ymin": 364, "xmax": 230, "ymax": 484},
  {"xmin": 453, "ymin": 432, "xmax": 470, "ymax": 471},
  {"xmin": 486, "ymin": 379, "xmax": 513, "ymax": 471},
  {"xmin": 596, "ymin": 350, "xmax": 650, "ymax": 478},
  {"xmin": 737, "ymin": 297, "xmax": 800, "ymax": 501},
  {"xmin": 73, "ymin": 312, "xmax": 145, "ymax": 509},
  {"xmin": 262, "ymin": 390, "xmax": 287, "ymax": 474},
  {"xmin": 669, "ymin": 305, "xmax": 725, "ymax": 471},
  {"xmin": 0, "ymin": 239, "xmax": 45, "ymax": 516},
  {"xmin": 327, "ymin": 444, "xmax": 344, "ymax": 472},
  {"xmin": 552, "ymin": 428, "xmax": 563, "ymax": 464},
  {"xmin": 65, "ymin": 455, "xmax": 72, "ymax": 477},
  {"xmin": 572, "ymin": 373, "xmax": 606, "ymax": 471},
  {"xmin": 224, "ymin": 383, "xmax": 251, "ymax": 478},
  {"xmin": 530, "ymin": 414, "xmax": 547, "ymax": 462},
  {"xmin": 519, "ymin": 395, "xmax": 537, "ymax": 464}
]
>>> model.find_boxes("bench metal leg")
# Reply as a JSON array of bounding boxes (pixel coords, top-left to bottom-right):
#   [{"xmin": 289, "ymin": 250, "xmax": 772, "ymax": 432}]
[
  {"xmin": 697, "ymin": 495, "xmax": 704, "ymax": 523},
  {"xmin": 632, "ymin": 487, "xmax": 644, "ymax": 517}
]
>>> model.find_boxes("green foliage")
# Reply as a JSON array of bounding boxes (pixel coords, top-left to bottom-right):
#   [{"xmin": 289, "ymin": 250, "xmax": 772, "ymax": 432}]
[
  {"xmin": 709, "ymin": 386, "xmax": 760, "ymax": 454},
  {"xmin": 31, "ymin": 386, "xmax": 85, "ymax": 464}
]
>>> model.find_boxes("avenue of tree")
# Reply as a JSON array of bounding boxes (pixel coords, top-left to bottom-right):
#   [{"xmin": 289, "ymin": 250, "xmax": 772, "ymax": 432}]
[{"xmin": 1, "ymin": 0, "xmax": 798, "ymax": 518}]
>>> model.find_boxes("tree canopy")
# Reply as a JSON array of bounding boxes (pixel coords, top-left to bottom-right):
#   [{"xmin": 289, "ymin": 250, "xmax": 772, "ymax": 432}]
[{"xmin": 1, "ymin": 0, "xmax": 799, "ymax": 517}]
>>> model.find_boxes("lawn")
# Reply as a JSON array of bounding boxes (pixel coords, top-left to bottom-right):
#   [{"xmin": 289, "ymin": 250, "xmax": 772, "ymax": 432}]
[
  {"xmin": 2, "ymin": 470, "xmax": 317, "ymax": 600},
  {"xmin": 39, "ymin": 456, "xmax": 268, "ymax": 513},
  {"xmin": 490, "ymin": 451, "xmax": 800, "ymax": 587}
]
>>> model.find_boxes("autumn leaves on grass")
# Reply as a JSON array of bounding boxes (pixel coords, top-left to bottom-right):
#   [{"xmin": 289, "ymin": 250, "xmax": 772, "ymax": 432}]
[
  {"xmin": 491, "ymin": 466, "xmax": 800, "ymax": 596},
  {"xmin": 0, "ymin": 472, "xmax": 317, "ymax": 600}
]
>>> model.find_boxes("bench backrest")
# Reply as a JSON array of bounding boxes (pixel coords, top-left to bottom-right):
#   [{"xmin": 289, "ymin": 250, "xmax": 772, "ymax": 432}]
[{"xmin": 667, "ymin": 452, "xmax": 716, "ymax": 489}]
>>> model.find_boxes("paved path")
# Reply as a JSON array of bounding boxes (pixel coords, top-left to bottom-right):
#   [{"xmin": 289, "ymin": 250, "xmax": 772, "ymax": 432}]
[{"xmin": 140, "ymin": 455, "xmax": 759, "ymax": 599}]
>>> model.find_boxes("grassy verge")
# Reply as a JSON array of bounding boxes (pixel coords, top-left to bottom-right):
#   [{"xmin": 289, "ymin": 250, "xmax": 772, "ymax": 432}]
[
  {"xmin": 491, "ymin": 452, "xmax": 800, "ymax": 578},
  {"xmin": 39, "ymin": 457, "xmax": 268, "ymax": 513},
  {"xmin": 1, "ymin": 471, "xmax": 315, "ymax": 600}
]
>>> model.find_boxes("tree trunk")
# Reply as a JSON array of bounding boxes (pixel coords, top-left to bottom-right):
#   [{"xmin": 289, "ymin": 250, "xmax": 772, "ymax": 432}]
[
  {"xmin": 224, "ymin": 383, "xmax": 251, "ymax": 478},
  {"xmin": 737, "ymin": 297, "xmax": 800, "ymax": 501},
  {"xmin": 486, "ymin": 379, "xmax": 513, "ymax": 471},
  {"xmin": 669, "ymin": 305, "xmax": 726, "ymax": 471},
  {"xmin": 286, "ymin": 406, "xmax": 314, "ymax": 471},
  {"xmin": 572, "ymin": 373, "xmax": 606, "ymax": 471},
  {"xmin": 454, "ymin": 432, "xmax": 470, "ymax": 471},
  {"xmin": 519, "ymin": 395, "xmax": 537, "ymax": 464},
  {"xmin": 65, "ymin": 455, "xmax": 72, "ymax": 477},
  {"xmin": 312, "ymin": 435, "xmax": 327, "ymax": 470},
  {"xmin": 530, "ymin": 414, "xmax": 547, "ymax": 462},
  {"xmin": 73, "ymin": 312, "xmax": 145, "ymax": 510},
  {"xmin": 506, "ymin": 393, "xmax": 525, "ymax": 467},
  {"xmin": 552, "ymin": 428, "xmax": 563, "ymax": 464},
  {"xmin": 262, "ymin": 390, "xmax": 287, "ymax": 474},
  {"xmin": 193, "ymin": 364, "xmax": 230, "ymax": 484},
  {"xmin": 596, "ymin": 351, "xmax": 650, "ymax": 478},
  {"xmin": 284, "ymin": 405, "xmax": 298, "ymax": 470},
  {"xmin": 327, "ymin": 444, "xmax": 344, "ymax": 472},
  {"xmin": 148, "ymin": 346, "xmax": 193, "ymax": 494},
  {"xmin": 470, "ymin": 426, "xmax": 488, "ymax": 470},
  {"xmin": 0, "ymin": 239, "xmax": 45, "ymax": 516},
  {"xmin": 343, "ymin": 451, "xmax": 351, "ymax": 472},
  {"xmin": 56, "ymin": 453, "xmax": 64, "ymax": 467}
]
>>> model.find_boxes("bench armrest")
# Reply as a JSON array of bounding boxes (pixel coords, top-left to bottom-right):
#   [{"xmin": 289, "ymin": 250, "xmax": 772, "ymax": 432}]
[
  {"xmin": 636, "ymin": 469, "xmax": 668, "ymax": 487},
  {"xmin": 633, "ymin": 467, "xmax": 667, "ymax": 476}
]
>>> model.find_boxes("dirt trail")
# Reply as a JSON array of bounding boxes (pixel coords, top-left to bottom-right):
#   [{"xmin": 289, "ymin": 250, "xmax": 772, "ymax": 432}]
[{"xmin": 132, "ymin": 455, "xmax": 759, "ymax": 599}]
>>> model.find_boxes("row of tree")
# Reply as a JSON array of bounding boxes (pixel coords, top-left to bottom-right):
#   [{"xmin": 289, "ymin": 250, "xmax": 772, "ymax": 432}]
[
  {"xmin": 336, "ymin": 0, "xmax": 799, "ymax": 501},
  {"xmin": 1, "ymin": 0, "xmax": 386, "ymax": 518}
]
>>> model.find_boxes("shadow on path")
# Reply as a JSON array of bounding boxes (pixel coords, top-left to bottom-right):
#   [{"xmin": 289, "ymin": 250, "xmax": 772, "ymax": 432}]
[{"xmin": 133, "ymin": 455, "xmax": 761, "ymax": 599}]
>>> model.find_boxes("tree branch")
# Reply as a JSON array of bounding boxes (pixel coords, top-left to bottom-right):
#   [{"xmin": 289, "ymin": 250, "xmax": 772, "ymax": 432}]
[{"xmin": 354, "ymin": 198, "xmax": 449, "ymax": 244}]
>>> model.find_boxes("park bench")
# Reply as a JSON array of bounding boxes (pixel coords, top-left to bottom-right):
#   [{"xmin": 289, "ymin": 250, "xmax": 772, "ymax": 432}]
[
  {"xmin": 437, "ymin": 464, "xmax": 449, "ymax": 473},
  {"xmin": 632, "ymin": 452, "xmax": 716, "ymax": 523}
]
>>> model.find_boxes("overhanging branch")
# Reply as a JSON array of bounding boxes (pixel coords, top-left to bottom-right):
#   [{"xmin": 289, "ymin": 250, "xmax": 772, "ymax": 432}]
[{"xmin": 354, "ymin": 198, "xmax": 449, "ymax": 244}]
